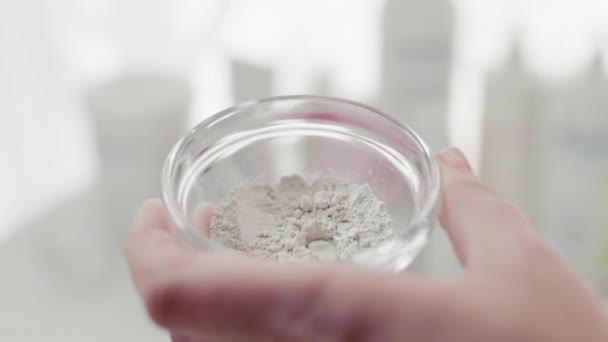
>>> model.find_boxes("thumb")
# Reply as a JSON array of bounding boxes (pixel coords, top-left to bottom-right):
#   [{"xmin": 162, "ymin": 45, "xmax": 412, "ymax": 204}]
[{"xmin": 436, "ymin": 147, "xmax": 537, "ymax": 270}]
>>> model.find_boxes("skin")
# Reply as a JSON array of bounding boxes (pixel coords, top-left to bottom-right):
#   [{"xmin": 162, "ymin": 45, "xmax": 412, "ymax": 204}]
[{"xmin": 126, "ymin": 147, "xmax": 608, "ymax": 341}]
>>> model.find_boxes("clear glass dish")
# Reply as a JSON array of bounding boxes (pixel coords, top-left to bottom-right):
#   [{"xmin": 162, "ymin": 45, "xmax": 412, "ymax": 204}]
[{"xmin": 162, "ymin": 95, "xmax": 440, "ymax": 272}]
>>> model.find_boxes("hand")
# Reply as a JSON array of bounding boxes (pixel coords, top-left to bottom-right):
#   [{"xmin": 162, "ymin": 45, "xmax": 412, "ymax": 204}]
[{"xmin": 126, "ymin": 147, "xmax": 608, "ymax": 341}]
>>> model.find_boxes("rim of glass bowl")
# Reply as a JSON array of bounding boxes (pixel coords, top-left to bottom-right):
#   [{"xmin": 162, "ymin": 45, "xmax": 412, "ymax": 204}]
[{"xmin": 162, "ymin": 94, "xmax": 441, "ymax": 251}]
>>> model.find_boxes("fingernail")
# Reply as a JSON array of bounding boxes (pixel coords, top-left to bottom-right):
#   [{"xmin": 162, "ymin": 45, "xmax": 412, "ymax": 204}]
[{"xmin": 437, "ymin": 147, "xmax": 473, "ymax": 174}]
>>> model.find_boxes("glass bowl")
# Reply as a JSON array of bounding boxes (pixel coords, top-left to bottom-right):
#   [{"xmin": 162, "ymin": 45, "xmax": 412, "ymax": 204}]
[{"xmin": 162, "ymin": 95, "xmax": 440, "ymax": 272}]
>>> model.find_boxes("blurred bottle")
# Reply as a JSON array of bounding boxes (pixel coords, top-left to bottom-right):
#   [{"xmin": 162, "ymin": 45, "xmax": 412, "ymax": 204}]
[
  {"xmin": 231, "ymin": 59, "xmax": 273, "ymax": 102},
  {"xmin": 381, "ymin": 0, "xmax": 453, "ymax": 151},
  {"xmin": 537, "ymin": 53, "xmax": 608, "ymax": 290},
  {"xmin": 480, "ymin": 41, "xmax": 540, "ymax": 219},
  {"xmin": 381, "ymin": 0, "xmax": 456, "ymax": 278},
  {"xmin": 87, "ymin": 74, "xmax": 191, "ymax": 244}
]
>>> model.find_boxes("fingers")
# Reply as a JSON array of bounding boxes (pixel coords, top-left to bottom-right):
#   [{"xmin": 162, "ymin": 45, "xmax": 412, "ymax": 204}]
[
  {"xmin": 145, "ymin": 256, "xmax": 452, "ymax": 341},
  {"xmin": 126, "ymin": 202, "xmax": 455, "ymax": 341},
  {"xmin": 126, "ymin": 199, "xmax": 196, "ymax": 295},
  {"xmin": 130, "ymin": 198, "xmax": 172, "ymax": 235},
  {"xmin": 126, "ymin": 200, "xmax": 217, "ymax": 295},
  {"xmin": 436, "ymin": 147, "xmax": 537, "ymax": 270},
  {"xmin": 127, "ymin": 199, "xmax": 461, "ymax": 341}
]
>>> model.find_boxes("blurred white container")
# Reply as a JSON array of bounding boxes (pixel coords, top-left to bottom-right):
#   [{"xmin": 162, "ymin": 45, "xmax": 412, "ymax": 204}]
[
  {"xmin": 537, "ymin": 54, "xmax": 608, "ymax": 289},
  {"xmin": 231, "ymin": 59, "xmax": 273, "ymax": 102},
  {"xmin": 480, "ymin": 43, "xmax": 540, "ymax": 217},
  {"xmin": 87, "ymin": 74, "xmax": 191, "ymax": 242},
  {"xmin": 381, "ymin": 0, "xmax": 453, "ymax": 151},
  {"xmin": 381, "ymin": 0, "xmax": 457, "ymax": 279}
]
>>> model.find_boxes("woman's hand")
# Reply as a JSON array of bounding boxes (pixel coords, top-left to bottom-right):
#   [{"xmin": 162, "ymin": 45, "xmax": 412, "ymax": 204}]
[{"xmin": 126, "ymin": 147, "xmax": 608, "ymax": 341}]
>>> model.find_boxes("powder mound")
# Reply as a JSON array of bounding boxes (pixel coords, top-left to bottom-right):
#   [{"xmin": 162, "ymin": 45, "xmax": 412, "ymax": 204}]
[{"xmin": 209, "ymin": 175, "xmax": 394, "ymax": 262}]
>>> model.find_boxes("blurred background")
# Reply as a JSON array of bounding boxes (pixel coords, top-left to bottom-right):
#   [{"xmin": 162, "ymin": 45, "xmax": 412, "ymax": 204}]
[{"xmin": 2, "ymin": 0, "xmax": 608, "ymax": 339}]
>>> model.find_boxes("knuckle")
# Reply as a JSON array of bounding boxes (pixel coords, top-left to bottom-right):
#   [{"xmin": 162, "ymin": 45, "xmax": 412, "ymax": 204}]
[
  {"xmin": 444, "ymin": 175, "xmax": 497, "ymax": 200},
  {"xmin": 412, "ymin": 285, "xmax": 453, "ymax": 340},
  {"xmin": 277, "ymin": 269, "xmax": 383, "ymax": 341},
  {"xmin": 277, "ymin": 271, "xmax": 341, "ymax": 337},
  {"xmin": 518, "ymin": 233, "xmax": 557, "ymax": 261},
  {"xmin": 431, "ymin": 287, "xmax": 473, "ymax": 341},
  {"xmin": 143, "ymin": 280, "xmax": 184, "ymax": 328},
  {"xmin": 485, "ymin": 197, "xmax": 528, "ymax": 222}
]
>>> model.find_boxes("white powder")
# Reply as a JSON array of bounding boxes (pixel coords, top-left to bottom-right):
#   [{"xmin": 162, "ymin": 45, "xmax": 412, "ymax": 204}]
[{"xmin": 209, "ymin": 175, "xmax": 394, "ymax": 262}]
